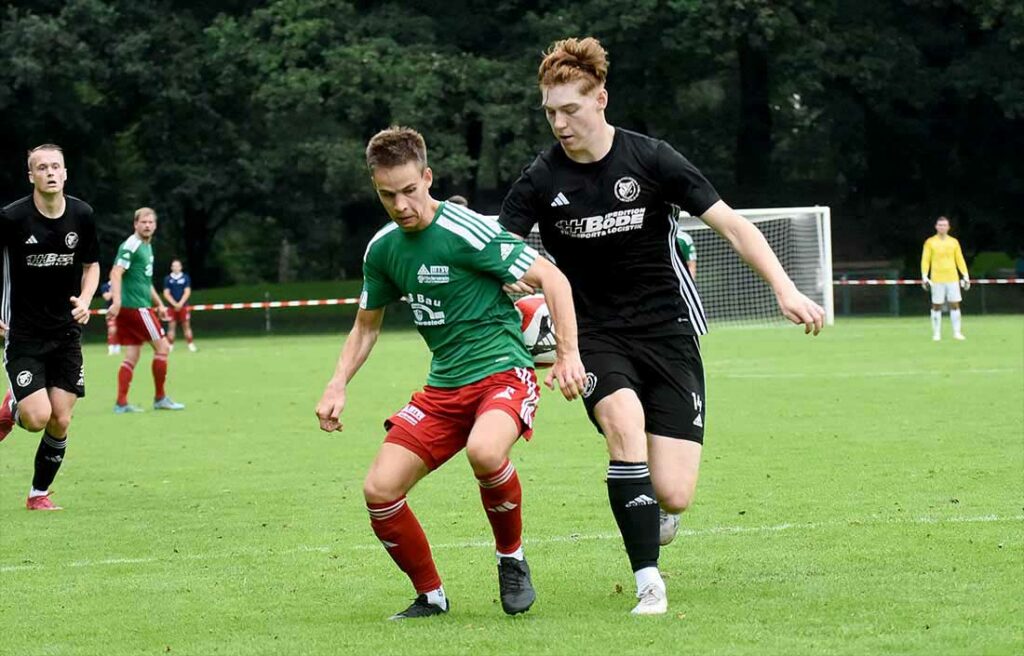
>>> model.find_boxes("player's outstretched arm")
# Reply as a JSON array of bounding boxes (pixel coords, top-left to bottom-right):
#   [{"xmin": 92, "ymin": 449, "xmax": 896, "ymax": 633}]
[
  {"xmin": 520, "ymin": 257, "xmax": 587, "ymax": 400},
  {"xmin": 315, "ymin": 307, "xmax": 385, "ymax": 432},
  {"xmin": 701, "ymin": 200, "xmax": 825, "ymax": 335}
]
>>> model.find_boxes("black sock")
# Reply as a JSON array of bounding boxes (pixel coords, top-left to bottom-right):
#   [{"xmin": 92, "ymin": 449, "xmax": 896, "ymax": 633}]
[
  {"xmin": 607, "ymin": 461, "xmax": 660, "ymax": 572},
  {"xmin": 32, "ymin": 432, "xmax": 67, "ymax": 491}
]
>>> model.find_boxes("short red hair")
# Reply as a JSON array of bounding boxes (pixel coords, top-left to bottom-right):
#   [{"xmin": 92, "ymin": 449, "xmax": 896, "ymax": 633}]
[{"xmin": 538, "ymin": 37, "xmax": 609, "ymax": 94}]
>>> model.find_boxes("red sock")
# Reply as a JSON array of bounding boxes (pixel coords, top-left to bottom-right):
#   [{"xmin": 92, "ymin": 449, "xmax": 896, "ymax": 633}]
[
  {"xmin": 368, "ymin": 497, "xmax": 441, "ymax": 593},
  {"xmin": 477, "ymin": 460, "xmax": 523, "ymax": 553},
  {"xmin": 152, "ymin": 354, "xmax": 167, "ymax": 399},
  {"xmin": 117, "ymin": 361, "xmax": 134, "ymax": 406}
]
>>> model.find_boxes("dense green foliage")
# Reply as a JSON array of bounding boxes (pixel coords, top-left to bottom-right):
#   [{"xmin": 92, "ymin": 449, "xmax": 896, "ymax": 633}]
[
  {"xmin": 1, "ymin": 317, "xmax": 1021, "ymax": 653},
  {"xmin": 1, "ymin": 1, "xmax": 1021, "ymax": 284}
]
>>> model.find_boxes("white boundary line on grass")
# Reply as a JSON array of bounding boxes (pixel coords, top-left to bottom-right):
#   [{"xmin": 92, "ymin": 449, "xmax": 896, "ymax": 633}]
[{"xmin": 2, "ymin": 513, "xmax": 1020, "ymax": 575}]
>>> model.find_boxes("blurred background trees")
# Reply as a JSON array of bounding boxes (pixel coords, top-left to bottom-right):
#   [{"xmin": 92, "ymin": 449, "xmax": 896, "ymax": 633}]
[{"xmin": 1, "ymin": 0, "xmax": 1020, "ymax": 285}]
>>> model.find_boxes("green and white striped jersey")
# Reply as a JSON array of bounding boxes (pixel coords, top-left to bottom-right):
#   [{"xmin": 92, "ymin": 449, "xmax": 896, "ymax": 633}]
[{"xmin": 361, "ymin": 201, "xmax": 538, "ymax": 387}]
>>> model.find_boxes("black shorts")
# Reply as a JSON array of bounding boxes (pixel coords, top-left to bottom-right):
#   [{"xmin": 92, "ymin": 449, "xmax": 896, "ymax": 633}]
[
  {"xmin": 579, "ymin": 330, "xmax": 705, "ymax": 443},
  {"xmin": 3, "ymin": 329, "xmax": 85, "ymax": 401}
]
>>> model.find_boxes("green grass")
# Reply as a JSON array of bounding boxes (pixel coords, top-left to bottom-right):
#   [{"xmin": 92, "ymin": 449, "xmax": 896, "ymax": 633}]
[{"xmin": 1, "ymin": 317, "xmax": 1022, "ymax": 655}]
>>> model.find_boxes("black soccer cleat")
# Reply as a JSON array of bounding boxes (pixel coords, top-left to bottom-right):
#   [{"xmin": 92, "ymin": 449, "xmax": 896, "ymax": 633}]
[
  {"xmin": 498, "ymin": 557, "xmax": 536, "ymax": 615},
  {"xmin": 388, "ymin": 594, "xmax": 450, "ymax": 621}
]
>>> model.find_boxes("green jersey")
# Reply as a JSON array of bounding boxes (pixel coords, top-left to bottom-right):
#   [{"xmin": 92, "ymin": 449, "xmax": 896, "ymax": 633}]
[
  {"xmin": 676, "ymin": 228, "xmax": 696, "ymax": 263},
  {"xmin": 113, "ymin": 234, "xmax": 154, "ymax": 309},
  {"xmin": 361, "ymin": 201, "xmax": 538, "ymax": 387}
]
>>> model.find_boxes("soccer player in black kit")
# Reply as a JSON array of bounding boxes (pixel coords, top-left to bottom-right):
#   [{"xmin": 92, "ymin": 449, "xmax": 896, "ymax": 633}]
[
  {"xmin": 0, "ymin": 144, "xmax": 100, "ymax": 510},
  {"xmin": 500, "ymin": 38, "xmax": 825, "ymax": 614}
]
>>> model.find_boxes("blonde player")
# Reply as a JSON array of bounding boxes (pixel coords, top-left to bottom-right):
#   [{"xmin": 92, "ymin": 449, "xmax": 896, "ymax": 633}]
[{"xmin": 921, "ymin": 216, "xmax": 970, "ymax": 341}]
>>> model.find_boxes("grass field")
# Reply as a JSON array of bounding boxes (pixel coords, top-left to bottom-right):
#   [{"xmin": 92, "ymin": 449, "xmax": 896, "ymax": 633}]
[{"xmin": 1, "ymin": 316, "xmax": 1022, "ymax": 655}]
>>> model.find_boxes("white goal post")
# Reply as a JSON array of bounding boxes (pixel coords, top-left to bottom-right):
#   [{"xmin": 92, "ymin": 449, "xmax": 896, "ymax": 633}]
[{"xmin": 525, "ymin": 206, "xmax": 834, "ymax": 328}]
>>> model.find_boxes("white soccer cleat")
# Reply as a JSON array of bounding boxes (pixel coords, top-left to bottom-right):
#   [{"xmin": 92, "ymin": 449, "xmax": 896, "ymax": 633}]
[
  {"xmin": 188, "ymin": 342, "xmax": 198, "ymax": 352},
  {"xmin": 932, "ymin": 334, "xmax": 941, "ymax": 342},
  {"xmin": 953, "ymin": 333, "xmax": 966, "ymax": 341},
  {"xmin": 631, "ymin": 581, "xmax": 668, "ymax": 615},
  {"xmin": 659, "ymin": 509, "xmax": 681, "ymax": 546}
]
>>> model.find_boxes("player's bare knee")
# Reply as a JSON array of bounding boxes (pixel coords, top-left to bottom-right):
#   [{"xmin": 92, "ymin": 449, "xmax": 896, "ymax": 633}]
[
  {"xmin": 47, "ymin": 413, "xmax": 72, "ymax": 436},
  {"xmin": 659, "ymin": 489, "xmax": 694, "ymax": 514},
  {"xmin": 602, "ymin": 425, "xmax": 647, "ymax": 461},
  {"xmin": 19, "ymin": 407, "xmax": 50, "ymax": 432},
  {"xmin": 466, "ymin": 441, "xmax": 506, "ymax": 475},
  {"xmin": 362, "ymin": 474, "xmax": 404, "ymax": 504}
]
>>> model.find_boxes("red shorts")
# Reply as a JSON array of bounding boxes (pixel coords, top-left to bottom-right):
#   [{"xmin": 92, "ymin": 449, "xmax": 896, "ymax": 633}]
[
  {"xmin": 167, "ymin": 305, "xmax": 191, "ymax": 323},
  {"xmin": 384, "ymin": 367, "xmax": 540, "ymax": 470},
  {"xmin": 115, "ymin": 307, "xmax": 166, "ymax": 345}
]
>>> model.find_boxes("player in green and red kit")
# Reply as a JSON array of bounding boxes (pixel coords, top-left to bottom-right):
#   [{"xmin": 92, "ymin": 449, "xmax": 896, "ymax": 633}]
[
  {"xmin": 315, "ymin": 126, "xmax": 587, "ymax": 620},
  {"xmin": 108, "ymin": 208, "xmax": 184, "ymax": 412}
]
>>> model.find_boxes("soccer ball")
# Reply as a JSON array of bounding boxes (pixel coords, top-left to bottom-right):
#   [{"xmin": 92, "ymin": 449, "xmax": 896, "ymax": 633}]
[{"xmin": 514, "ymin": 294, "xmax": 557, "ymax": 367}]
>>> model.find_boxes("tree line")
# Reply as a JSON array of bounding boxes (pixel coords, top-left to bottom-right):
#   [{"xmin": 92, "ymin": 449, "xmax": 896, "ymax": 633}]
[{"xmin": 1, "ymin": 0, "xmax": 1021, "ymax": 285}]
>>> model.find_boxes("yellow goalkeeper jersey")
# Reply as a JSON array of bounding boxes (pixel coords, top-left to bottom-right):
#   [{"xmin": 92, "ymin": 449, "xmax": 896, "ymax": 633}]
[{"xmin": 921, "ymin": 235, "xmax": 968, "ymax": 283}]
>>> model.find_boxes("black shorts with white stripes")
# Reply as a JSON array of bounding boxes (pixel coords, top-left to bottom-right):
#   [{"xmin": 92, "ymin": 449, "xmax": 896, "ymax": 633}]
[{"xmin": 579, "ymin": 328, "xmax": 705, "ymax": 444}]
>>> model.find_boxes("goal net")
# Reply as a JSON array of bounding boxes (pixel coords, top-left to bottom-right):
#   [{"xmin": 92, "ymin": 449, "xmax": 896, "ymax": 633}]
[{"xmin": 525, "ymin": 206, "xmax": 834, "ymax": 327}]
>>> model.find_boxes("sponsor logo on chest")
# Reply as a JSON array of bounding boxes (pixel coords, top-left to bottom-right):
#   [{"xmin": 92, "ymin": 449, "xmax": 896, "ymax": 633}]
[
  {"xmin": 417, "ymin": 264, "xmax": 450, "ymax": 284},
  {"xmin": 407, "ymin": 293, "xmax": 446, "ymax": 326},
  {"xmin": 556, "ymin": 208, "xmax": 646, "ymax": 239},
  {"xmin": 26, "ymin": 253, "xmax": 75, "ymax": 267}
]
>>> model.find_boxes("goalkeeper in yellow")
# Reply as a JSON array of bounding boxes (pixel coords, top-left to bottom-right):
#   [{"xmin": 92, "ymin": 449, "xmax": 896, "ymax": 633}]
[{"xmin": 921, "ymin": 216, "xmax": 970, "ymax": 341}]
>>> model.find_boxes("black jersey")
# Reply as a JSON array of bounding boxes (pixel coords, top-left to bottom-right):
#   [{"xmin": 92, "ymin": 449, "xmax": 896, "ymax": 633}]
[
  {"xmin": 500, "ymin": 128, "xmax": 720, "ymax": 335},
  {"xmin": 0, "ymin": 195, "xmax": 100, "ymax": 337}
]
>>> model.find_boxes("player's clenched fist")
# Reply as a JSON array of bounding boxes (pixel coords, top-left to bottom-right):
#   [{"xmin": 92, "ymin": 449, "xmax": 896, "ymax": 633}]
[{"xmin": 315, "ymin": 382, "xmax": 347, "ymax": 432}]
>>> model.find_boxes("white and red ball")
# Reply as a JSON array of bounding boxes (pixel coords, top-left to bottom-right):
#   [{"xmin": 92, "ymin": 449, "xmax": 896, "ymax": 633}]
[{"xmin": 514, "ymin": 294, "xmax": 557, "ymax": 367}]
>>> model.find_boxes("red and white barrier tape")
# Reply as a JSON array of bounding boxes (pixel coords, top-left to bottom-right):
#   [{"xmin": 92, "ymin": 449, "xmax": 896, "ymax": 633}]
[
  {"xmin": 88, "ymin": 279, "xmax": 1022, "ymax": 315},
  {"xmin": 834, "ymin": 277, "xmax": 1022, "ymax": 286},
  {"xmin": 90, "ymin": 297, "xmax": 362, "ymax": 315}
]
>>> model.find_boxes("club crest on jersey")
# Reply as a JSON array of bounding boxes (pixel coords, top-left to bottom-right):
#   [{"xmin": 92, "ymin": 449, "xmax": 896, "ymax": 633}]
[
  {"xmin": 417, "ymin": 264, "xmax": 449, "ymax": 284},
  {"xmin": 65, "ymin": 232, "xmax": 79, "ymax": 249},
  {"xmin": 16, "ymin": 370, "xmax": 32, "ymax": 387},
  {"xmin": 614, "ymin": 176, "xmax": 641, "ymax": 202}
]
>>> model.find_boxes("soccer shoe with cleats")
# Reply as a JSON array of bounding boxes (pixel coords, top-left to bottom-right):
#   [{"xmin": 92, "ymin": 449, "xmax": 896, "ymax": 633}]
[
  {"xmin": 659, "ymin": 509, "xmax": 681, "ymax": 546},
  {"xmin": 388, "ymin": 594, "xmax": 449, "ymax": 620},
  {"xmin": 187, "ymin": 342, "xmax": 198, "ymax": 352},
  {"xmin": 26, "ymin": 492, "xmax": 62, "ymax": 511},
  {"xmin": 0, "ymin": 389, "xmax": 15, "ymax": 442},
  {"xmin": 498, "ymin": 557, "xmax": 536, "ymax": 615},
  {"xmin": 954, "ymin": 333, "xmax": 966, "ymax": 341},
  {"xmin": 114, "ymin": 403, "xmax": 144, "ymax": 414},
  {"xmin": 153, "ymin": 397, "xmax": 185, "ymax": 411},
  {"xmin": 631, "ymin": 582, "xmax": 668, "ymax": 616}
]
